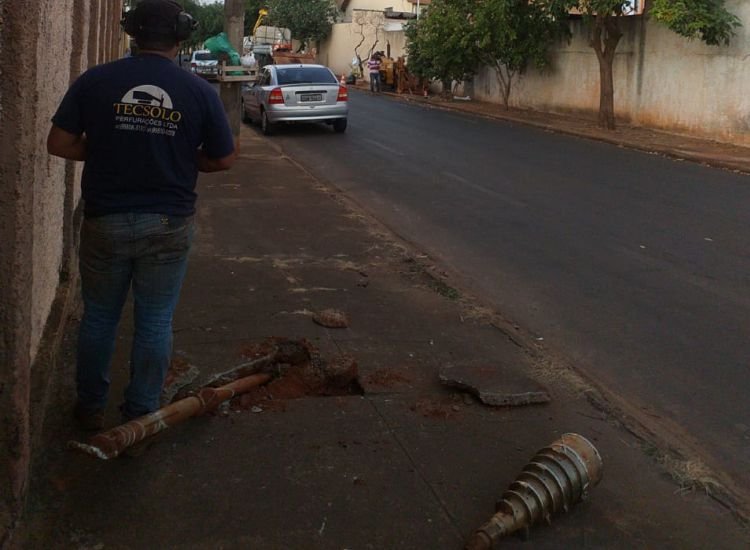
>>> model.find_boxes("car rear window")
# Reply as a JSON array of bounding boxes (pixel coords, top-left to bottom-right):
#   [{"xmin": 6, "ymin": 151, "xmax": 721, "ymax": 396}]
[
  {"xmin": 276, "ymin": 67, "xmax": 337, "ymax": 85},
  {"xmin": 195, "ymin": 53, "xmax": 217, "ymax": 61}
]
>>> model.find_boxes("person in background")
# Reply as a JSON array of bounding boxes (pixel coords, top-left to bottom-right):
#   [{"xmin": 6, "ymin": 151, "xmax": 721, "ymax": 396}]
[
  {"xmin": 47, "ymin": 0, "xmax": 237, "ymax": 440},
  {"xmin": 367, "ymin": 53, "xmax": 382, "ymax": 93}
]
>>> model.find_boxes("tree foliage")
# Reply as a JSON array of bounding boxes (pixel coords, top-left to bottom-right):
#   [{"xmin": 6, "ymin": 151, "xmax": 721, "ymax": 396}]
[
  {"xmin": 406, "ymin": 0, "xmax": 569, "ymax": 102},
  {"xmin": 175, "ymin": 1, "xmax": 267, "ymax": 49},
  {"xmin": 406, "ymin": 0, "xmax": 742, "ymax": 127},
  {"xmin": 183, "ymin": 1, "xmax": 222, "ymax": 48},
  {"xmin": 546, "ymin": 0, "xmax": 742, "ymax": 129},
  {"xmin": 266, "ymin": 0, "xmax": 340, "ymax": 50},
  {"xmin": 405, "ymin": 0, "xmax": 482, "ymax": 92},
  {"xmin": 650, "ymin": 0, "xmax": 741, "ymax": 46},
  {"xmin": 474, "ymin": 0, "xmax": 571, "ymax": 108}
]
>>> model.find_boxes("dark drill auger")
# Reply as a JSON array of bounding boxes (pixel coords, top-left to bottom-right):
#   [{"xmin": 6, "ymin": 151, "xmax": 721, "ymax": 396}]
[{"xmin": 466, "ymin": 433, "xmax": 603, "ymax": 550}]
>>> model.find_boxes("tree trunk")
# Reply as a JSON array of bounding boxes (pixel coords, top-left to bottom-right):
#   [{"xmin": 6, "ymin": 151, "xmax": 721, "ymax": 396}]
[
  {"xmin": 503, "ymin": 69, "xmax": 514, "ymax": 110},
  {"xmin": 597, "ymin": 54, "xmax": 615, "ymax": 129},
  {"xmin": 590, "ymin": 15, "xmax": 622, "ymax": 130},
  {"xmin": 442, "ymin": 79, "xmax": 452, "ymax": 99},
  {"xmin": 493, "ymin": 63, "xmax": 513, "ymax": 110},
  {"xmin": 354, "ymin": 27, "xmax": 367, "ymax": 75}
]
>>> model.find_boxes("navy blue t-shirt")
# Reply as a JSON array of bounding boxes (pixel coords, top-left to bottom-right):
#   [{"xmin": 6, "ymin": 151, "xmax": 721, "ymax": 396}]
[{"xmin": 52, "ymin": 54, "xmax": 234, "ymax": 217}]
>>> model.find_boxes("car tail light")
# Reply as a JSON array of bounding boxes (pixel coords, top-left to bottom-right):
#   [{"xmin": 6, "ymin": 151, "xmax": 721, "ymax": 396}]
[
  {"xmin": 268, "ymin": 88, "xmax": 285, "ymax": 105},
  {"xmin": 337, "ymin": 85, "xmax": 348, "ymax": 102}
]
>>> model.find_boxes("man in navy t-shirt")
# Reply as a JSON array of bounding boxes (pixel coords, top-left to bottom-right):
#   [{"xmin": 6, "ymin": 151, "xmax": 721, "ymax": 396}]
[{"xmin": 48, "ymin": 0, "xmax": 236, "ymax": 438}]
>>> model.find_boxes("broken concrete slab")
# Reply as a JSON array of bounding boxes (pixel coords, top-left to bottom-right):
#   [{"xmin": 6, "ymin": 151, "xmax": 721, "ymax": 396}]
[{"xmin": 438, "ymin": 365, "xmax": 550, "ymax": 407}]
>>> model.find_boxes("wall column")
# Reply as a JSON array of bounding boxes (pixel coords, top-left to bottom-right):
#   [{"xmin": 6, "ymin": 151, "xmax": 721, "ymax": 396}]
[{"xmin": 0, "ymin": 0, "xmax": 41, "ymax": 543}]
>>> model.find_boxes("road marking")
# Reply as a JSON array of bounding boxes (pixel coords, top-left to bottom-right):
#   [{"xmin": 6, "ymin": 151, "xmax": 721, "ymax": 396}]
[
  {"xmin": 361, "ymin": 138, "xmax": 402, "ymax": 156},
  {"xmin": 442, "ymin": 171, "xmax": 468, "ymax": 184},
  {"xmin": 442, "ymin": 172, "xmax": 526, "ymax": 208}
]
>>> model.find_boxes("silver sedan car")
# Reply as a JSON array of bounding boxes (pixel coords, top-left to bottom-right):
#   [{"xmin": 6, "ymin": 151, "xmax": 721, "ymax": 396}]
[{"xmin": 241, "ymin": 64, "xmax": 348, "ymax": 135}]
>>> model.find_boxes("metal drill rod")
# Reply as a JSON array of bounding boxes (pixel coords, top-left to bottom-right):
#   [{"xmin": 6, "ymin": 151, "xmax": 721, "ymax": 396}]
[
  {"xmin": 68, "ymin": 372, "xmax": 271, "ymax": 460},
  {"xmin": 466, "ymin": 433, "xmax": 603, "ymax": 550}
]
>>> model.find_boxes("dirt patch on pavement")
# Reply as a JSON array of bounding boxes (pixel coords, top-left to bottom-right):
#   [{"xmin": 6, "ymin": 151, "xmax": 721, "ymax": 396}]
[
  {"xmin": 364, "ymin": 368, "xmax": 412, "ymax": 388},
  {"xmin": 410, "ymin": 398, "xmax": 461, "ymax": 420},
  {"xmin": 239, "ymin": 338, "xmax": 285, "ymax": 360}
]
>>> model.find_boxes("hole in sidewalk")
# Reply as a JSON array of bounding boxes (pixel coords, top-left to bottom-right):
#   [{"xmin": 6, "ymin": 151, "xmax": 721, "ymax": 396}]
[
  {"xmin": 229, "ymin": 356, "xmax": 364, "ymax": 413},
  {"xmin": 167, "ymin": 338, "xmax": 364, "ymax": 415},
  {"xmin": 237, "ymin": 338, "xmax": 366, "ymax": 415}
]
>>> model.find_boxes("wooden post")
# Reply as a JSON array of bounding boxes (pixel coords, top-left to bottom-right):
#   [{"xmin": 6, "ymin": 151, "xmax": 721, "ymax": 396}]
[{"xmin": 221, "ymin": 0, "xmax": 245, "ymax": 137}]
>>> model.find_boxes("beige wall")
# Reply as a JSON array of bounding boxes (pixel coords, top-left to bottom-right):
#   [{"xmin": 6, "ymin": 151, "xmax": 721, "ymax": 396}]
[
  {"xmin": 474, "ymin": 1, "xmax": 750, "ymax": 145},
  {"xmin": 32, "ymin": 0, "xmax": 74, "ymax": 360},
  {"xmin": 0, "ymin": 0, "xmax": 123, "ymax": 544},
  {"xmin": 320, "ymin": 0, "xmax": 417, "ymax": 77},
  {"xmin": 319, "ymin": 16, "xmax": 409, "ymax": 78}
]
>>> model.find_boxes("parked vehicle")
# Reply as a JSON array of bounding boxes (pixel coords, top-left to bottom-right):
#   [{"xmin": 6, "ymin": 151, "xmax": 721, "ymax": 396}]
[
  {"xmin": 190, "ymin": 50, "xmax": 219, "ymax": 80},
  {"xmin": 241, "ymin": 64, "xmax": 348, "ymax": 135}
]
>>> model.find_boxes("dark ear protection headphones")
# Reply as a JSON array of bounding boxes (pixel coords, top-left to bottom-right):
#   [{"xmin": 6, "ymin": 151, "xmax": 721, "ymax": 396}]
[{"xmin": 121, "ymin": 7, "xmax": 197, "ymax": 42}]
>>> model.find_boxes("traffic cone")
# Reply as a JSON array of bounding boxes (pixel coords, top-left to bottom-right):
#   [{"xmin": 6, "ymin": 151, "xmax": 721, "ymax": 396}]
[{"xmin": 340, "ymin": 73, "xmax": 346, "ymax": 85}]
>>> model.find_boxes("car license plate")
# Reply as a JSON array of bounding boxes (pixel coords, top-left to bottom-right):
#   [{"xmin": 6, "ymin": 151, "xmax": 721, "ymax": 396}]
[{"xmin": 300, "ymin": 94, "xmax": 322, "ymax": 102}]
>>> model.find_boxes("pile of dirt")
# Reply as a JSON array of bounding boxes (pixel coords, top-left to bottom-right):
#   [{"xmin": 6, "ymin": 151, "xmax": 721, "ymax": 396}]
[
  {"xmin": 163, "ymin": 356, "xmax": 194, "ymax": 388},
  {"xmin": 161, "ymin": 356, "xmax": 199, "ymax": 404},
  {"xmin": 239, "ymin": 338, "xmax": 283, "ymax": 360},
  {"xmin": 229, "ymin": 347, "xmax": 362, "ymax": 412},
  {"xmin": 240, "ymin": 336, "xmax": 314, "ymax": 364},
  {"xmin": 169, "ymin": 338, "xmax": 363, "ymax": 413}
]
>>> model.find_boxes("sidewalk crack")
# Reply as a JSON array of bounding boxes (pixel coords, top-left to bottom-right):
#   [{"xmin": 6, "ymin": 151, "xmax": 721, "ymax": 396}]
[
  {"xmin": 327, "ymin": 336, "xmax": 464, "ymax": 539},
  {"xmin": 366, "ymin": 396, "xmax": 465, "ymax": 542}
]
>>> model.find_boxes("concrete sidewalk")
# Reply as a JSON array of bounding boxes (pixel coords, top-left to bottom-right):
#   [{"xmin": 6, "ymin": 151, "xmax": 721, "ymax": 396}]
[{"xmin": 20, "ymin": 127, "xmax": 747, "ymax": 549}]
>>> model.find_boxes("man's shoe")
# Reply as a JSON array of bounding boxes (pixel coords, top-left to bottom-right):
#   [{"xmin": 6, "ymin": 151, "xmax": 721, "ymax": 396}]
[{"xmin": 73, "ymin": 403, "xmax": 105, "ymax": 431}]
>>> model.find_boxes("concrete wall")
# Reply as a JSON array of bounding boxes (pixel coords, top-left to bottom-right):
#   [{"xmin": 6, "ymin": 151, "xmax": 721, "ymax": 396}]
[
  {"xmin": 0, "ymin": 0, "xmax": 123, "ymax": 545},
  {"xmin": 473, "ymin": 1, "xmax": 750, "ymax": 145},
  {"xmin": 320, "ymin": 0, "xmax": 419, "ymax": 76},
  {"xmin": 32, "ymin": 0, "xmax": 74, "ymax": 360},
  {"xmin": 319, "ymin": 18, "xmax": 408, "ymax": 78}
]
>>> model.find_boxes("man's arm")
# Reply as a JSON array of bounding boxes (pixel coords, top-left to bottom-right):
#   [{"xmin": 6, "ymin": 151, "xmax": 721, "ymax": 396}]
[
  {"xmin": 197, "ymin": 137, "xmax": 238, "ymax": 172},
  {"xmin": 47, "ymin": 125, "xmax": 87, "ymax": 161}
]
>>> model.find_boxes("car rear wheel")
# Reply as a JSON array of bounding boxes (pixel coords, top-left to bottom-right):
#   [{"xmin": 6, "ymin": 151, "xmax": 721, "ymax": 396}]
[
  {"xmin": 261, "ymin": 110, "xmax": 275, "ymax": 136},
  {"xmin": 242, "ymin": 101, "xmax": 252, "ymax": 124},
  {"xmin": 333, "ymin": 118, "xmax": 347, "ymax": 133}
]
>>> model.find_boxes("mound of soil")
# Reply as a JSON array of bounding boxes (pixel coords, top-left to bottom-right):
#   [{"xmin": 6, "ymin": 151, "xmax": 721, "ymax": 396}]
[{"xmin": 229, "ymin": 351, "xmax": 361, "ymax": 412}]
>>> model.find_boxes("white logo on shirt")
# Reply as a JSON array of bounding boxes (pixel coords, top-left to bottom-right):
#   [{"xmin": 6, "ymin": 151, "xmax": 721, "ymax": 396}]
[
  {"xmin": 121, "ymin": 85, "xmax": 174, "ymax": 109},
  {"xmin": 113, "ymin": 85, "xmax": 182, "ymax": 137}
]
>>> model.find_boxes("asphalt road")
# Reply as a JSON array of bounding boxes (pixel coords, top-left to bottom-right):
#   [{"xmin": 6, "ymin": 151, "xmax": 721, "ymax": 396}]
[{"xmin": 262, "ymin": 90, "xmax": 750, "ymax": 499}]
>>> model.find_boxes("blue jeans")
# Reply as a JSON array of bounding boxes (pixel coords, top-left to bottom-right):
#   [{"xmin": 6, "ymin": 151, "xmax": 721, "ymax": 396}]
[
  {"xmin": 76, "ymin": 213, "xmax": 194, "ymax": 420},
  {"xmin": 370, "ymin": 72, "xmax": 381, "ymax": 93}
]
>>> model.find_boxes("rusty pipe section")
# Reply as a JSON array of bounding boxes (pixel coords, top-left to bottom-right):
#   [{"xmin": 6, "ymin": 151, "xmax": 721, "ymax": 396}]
[
  {"xmin": 69, "ymin": 372, "xmax": 272, "ymax": 460},
  {"xmin": 466, "ymin": 433, "xmax": 602, "ymax": 550}
]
